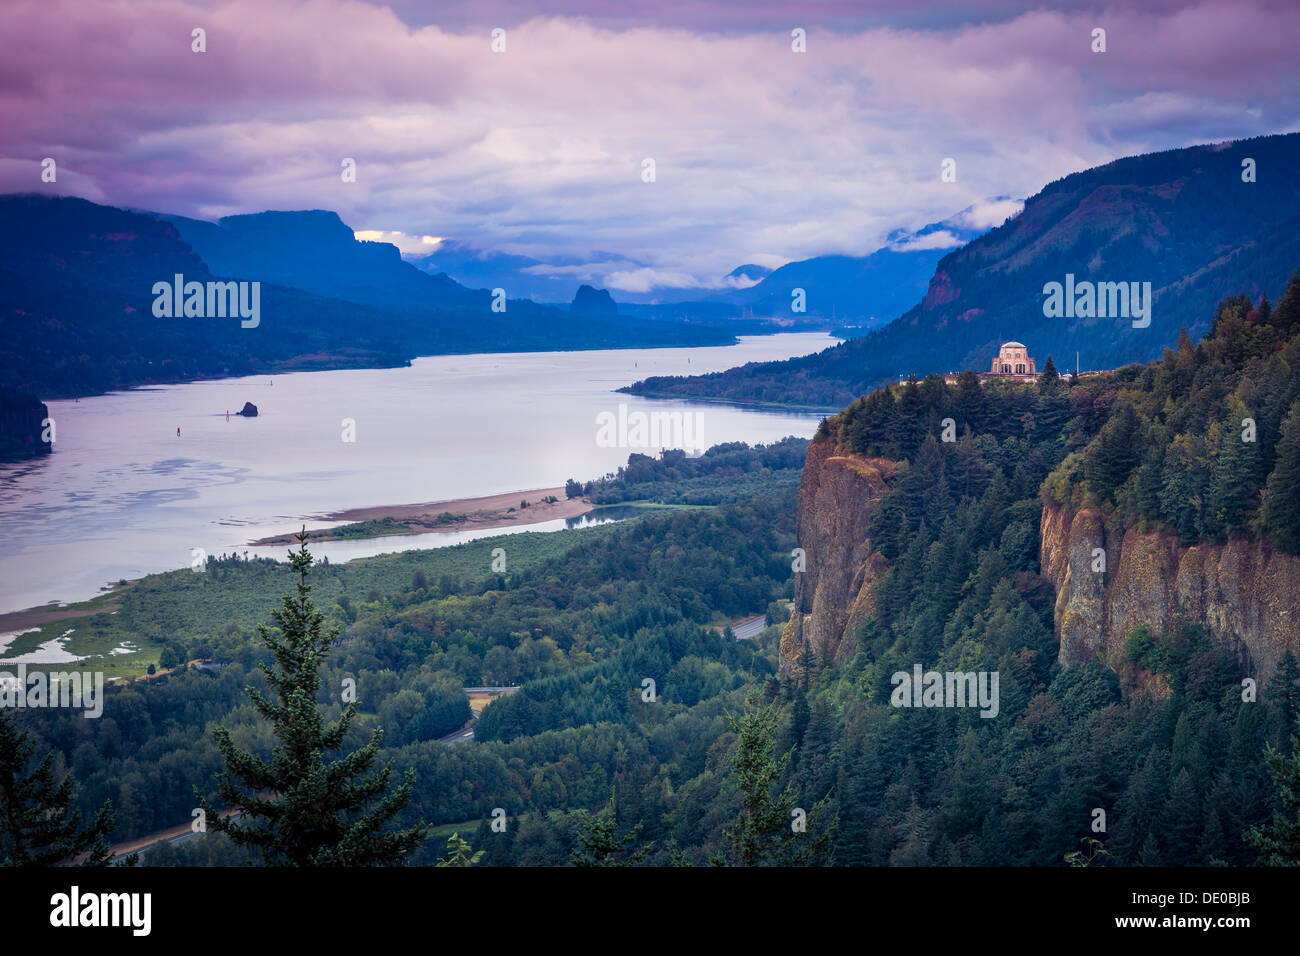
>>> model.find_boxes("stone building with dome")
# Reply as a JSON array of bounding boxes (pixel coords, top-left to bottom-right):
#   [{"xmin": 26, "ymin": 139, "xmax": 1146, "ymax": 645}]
[
  {"xmin": 943, "ymin": 341, "xmax": 1043, "ymax": 384},
  {"xmin": 990, "ymin": 341, "xmax": 1036, "ymax": 378}
]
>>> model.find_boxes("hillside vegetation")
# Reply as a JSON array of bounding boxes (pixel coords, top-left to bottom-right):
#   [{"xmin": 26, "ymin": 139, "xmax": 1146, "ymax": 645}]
[{"xmin": 9, "ymin": 276, "xmax": 1300, "ymax": 866}]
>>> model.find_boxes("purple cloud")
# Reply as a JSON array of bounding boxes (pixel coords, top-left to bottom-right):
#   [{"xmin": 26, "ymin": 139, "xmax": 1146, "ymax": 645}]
[{"xmin": 1, "ymin": 0, "xmax": 1296, "ymax": 289}]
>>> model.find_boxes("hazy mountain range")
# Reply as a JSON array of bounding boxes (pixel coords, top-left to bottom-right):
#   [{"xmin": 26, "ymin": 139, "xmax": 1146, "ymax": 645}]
[
  {"xmin": 0, "ymin": 196, "xmax": 733, "ymax": 401},
  {"xmin": 624, "ymin": 132, "xmax": 1300, "ymax": 408},
  {"xmin": 411, "ymin": 202, "xmax": 1014, "ymax": 330},
  {"xmin": 5, "ymin": 132, "xmax": 1296, "ymax": 439}
]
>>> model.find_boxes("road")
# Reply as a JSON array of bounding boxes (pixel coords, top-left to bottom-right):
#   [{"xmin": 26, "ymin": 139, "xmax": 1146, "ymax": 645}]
[
  {"xmin": 107, "ymin": 809, "xmax": 240, "ymax": 862},
  {"xmin": 437, "ymin": 685, "xmax": 521, "ymax": 744},
  {"xmin": 437, "ymin": 714, "xmax": 478, "ymax": 744},
  {"xmin": 729, "ymin": 615, "xmax": 769, "ymax": 640}
]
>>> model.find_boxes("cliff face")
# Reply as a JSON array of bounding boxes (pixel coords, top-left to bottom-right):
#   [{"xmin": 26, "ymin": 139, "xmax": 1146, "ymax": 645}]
[
  {"xmin": 1042, "ymin": 502, "xmax": 1300, "ymax": 679},
  {"xmin": 781, "ymin": 437, "xmax": 1300, "ymax": 681},
  {"xmin": 780, "ymin": 440, "xmax": 897, "ymax": 674}
]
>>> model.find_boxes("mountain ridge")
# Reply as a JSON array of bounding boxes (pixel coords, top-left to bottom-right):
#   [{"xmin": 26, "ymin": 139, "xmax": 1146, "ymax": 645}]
[
  {"xmin": 624, "ymin": 133, "xmax": 1300, "ymax": 407},
  {"xmin": 0, "ymin": 194, "xmax": 735, "ymax": 403}
]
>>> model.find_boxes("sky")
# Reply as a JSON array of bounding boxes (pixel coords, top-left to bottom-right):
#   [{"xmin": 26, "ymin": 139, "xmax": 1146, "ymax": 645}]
[{"xmin": 1, "ymin": 0, "xmax": 1297, "ymax": 292}]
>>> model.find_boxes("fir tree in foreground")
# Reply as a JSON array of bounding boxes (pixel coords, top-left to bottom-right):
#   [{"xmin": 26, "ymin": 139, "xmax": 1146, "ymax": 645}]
[
  {"xmin": 1064, "ymin": 836, "xmax": 1114, "ymax": 867},
  {"xmin": 0, "ymin": 708, "xmax": 117, "ymax": 866},
  {"xmin": 719, "ymin": 690, "xmax": 834, "ymax": 866},
  {"xmin": 569, "ymin": 788, "xmax": 652, "ymax": 866},
  {"xmin": 1246, "ymin": 711, "xmax": 1300, "ymax": 865},
  {"xmin": 435, "ymin": 833, "xmax": 484, "ymax": 867},
  {"xmin": 197, "ymin": 531, "xmax": 430, "ymax": 865}
]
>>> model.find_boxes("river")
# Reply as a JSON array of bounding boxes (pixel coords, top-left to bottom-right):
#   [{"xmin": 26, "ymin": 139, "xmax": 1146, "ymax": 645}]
[{"xmin": 0, "ymin": 333, "xmax": 834, "ymax": 614}]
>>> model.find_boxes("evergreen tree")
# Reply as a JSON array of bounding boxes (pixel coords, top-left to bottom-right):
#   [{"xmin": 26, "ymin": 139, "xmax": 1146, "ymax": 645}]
[
  {"xmin": 1134, "ymin": 452, "xmax": 1164, "ymax": 522},
  {"xmin": 1272, "ymin": 652, "xmax": 1300, "ymax": 749},
  {"xmin": 1160, "ymin": 433, "xmax": 1211, "ymax": 544},
  {"xmin": 1264, "ymin": 399, "xmax": 1300, "ymax": 554},
  {"xmin": 435, "ymin": 832, "xmax": 484, "ymax": 867},
  {"xmin": 0, "ymin": 708, "xmax": 117, "ymax": 866},
  {"xmin": 1271, "ymin": 271, "xmax": 1300, "ymax": 337},
  {"xmin": 1084, "ymin": 402, "xmax": 1142, "ymax": 501},
  {"xmin": 1038, "ymin": 355, "xmax": 1060, "ymax": 393},
  {"xmin": 954, "ymin": 370, "xmax": 986, "ymax": 434},
  {"xmin": 950, "ymin": 428, "xmax": 993, "ymax": 500},
  {"xmin": 197, "ymin": 531, "xmax": 430, "ymax": 866},
  {"xmin": 1246, "ymin": 713, "xmax": 1300, "ymax": 865},
  {"xmin": 569, "ymin": 789, "xmax": 652, "ymax": 866},
  {"xmin": 787, "ymin": 685, "xmax": 811, "ymax": 753},
  {"xmin": 723, "ymin": 691, "xmax": 833, "ymax": 866},
  {"xmin": 1159, "ymin": 768, "xmax": 1202, "ymax": 864},
  {"xmin": 1206, "ymin": 402, "xmax": 1261, "ymax": 539}
]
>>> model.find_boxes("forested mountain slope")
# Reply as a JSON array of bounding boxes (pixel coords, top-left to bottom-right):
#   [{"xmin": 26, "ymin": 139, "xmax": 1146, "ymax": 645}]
[{"xmin": 625, "ymin": 133, "xmax": 1300, "ymax": 408}]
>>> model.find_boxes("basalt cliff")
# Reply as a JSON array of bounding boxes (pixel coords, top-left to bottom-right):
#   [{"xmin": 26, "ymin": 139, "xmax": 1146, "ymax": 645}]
[
  {"xmin": 782, "ymin": 439, "xmax": 1300, "ymax": 681},
  {"xmin": 1041, "ymin": 502, "xmax": 1300, "ymax": 680},
  {"xmin": 779, "ymin": 440, "xmax": 896, "ymax": 673}
]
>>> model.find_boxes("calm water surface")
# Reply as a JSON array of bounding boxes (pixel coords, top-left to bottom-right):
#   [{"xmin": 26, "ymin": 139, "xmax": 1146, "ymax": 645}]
[{"xmin": 0, "ymin": 334, "xmax": 834, "ymax": 613}]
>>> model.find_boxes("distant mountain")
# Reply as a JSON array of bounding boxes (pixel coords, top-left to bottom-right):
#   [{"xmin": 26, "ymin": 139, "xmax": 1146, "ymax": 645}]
[
  {"xmin": 415, "ymin": 244, "xmax": 762, "ymax": 308},
  {"xmin": 571, "ymin": 285, "xmax": 618, "ymax": 316},
  {"xmin": 159, "ymin": 210, "xmax": 492, "ymax": 314},
  {"xmin": 0, "ymin": 196, "xmax": 733, "ymax": 399},
  {"xmin": 624, "ymin": 133, "xmax": 1300, "ymax": 408},
  {"xmin": 610, "ymin": 202, "xmax": 1010, "ymax": 328},
  {"xmin": 157, "ymin": 210, "xmax": 752, "ymax": 349},
  {"xmin": 410, "ymin": 240, "xmax": 588, "ymax": 303},
  {"xmin": 708, "ymin": 204, "xmax": 1010, "ymax": 327},
  {"xmin": 410, "ymin": 205, "xmax": 1004, "ymax": 321},
  {"xmin": 727, "ymin": 264, "xmax": 772, "ymax": 282},
  {"xmin": 0, "ymin": 195, "xmax": 409, "ymax": 397}
]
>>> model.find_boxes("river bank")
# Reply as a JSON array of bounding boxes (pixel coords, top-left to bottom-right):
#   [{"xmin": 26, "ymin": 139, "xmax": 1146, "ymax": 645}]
[
  {"xmin": 249, "ymin": 487, "xmax": 593, "ymax": 545},
  {"xmin": 0, "ymin": 333, "xmax": 831, "ymax": 614}
]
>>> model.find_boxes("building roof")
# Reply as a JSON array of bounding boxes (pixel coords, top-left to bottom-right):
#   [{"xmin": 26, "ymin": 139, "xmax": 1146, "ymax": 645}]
[{"xmin": 1001, "ymin": 341, "xmax": 1026, "ymax": 348}]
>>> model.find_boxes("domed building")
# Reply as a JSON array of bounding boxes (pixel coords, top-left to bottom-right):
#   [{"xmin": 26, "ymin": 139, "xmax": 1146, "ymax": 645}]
[
  {"xmin": 990, "ymin": 341, "xmax": 1036, "ymax": 378},
  {"xmin": 942, "ymin": 341, "xmax": 1045, "ymax": 384}
]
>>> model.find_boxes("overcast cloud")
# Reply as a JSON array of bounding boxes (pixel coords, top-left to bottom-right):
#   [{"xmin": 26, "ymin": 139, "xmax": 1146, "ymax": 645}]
[{"xmin": 1, "ymin": 0, "xmax": 1296, "ymax": 287}]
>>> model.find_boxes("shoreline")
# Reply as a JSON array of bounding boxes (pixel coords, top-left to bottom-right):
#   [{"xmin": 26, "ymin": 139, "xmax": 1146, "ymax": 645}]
[
  {"xmin": 0, "ymin": 583, "xmax": 135, "ymax": 638},
  {"xmin": 247, "ymin": 486, "xmax": 594, "ymax": 546},
  {"xmin": 0, "ymin": 488, "xmax": 596, "ymax": 646}
]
